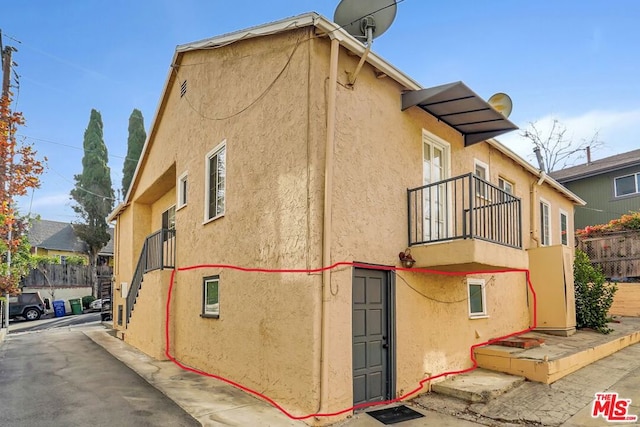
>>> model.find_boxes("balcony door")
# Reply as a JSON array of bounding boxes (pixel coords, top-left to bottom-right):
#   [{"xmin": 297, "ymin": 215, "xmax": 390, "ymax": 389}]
[{"xmin": 422, "ymin": 131, "xmax": 450, "ymax": 241}]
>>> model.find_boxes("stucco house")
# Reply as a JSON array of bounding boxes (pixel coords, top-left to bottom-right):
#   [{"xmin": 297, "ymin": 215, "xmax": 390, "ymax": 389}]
[
  {"xmin": 551, "ymin": 148, "xmax": 640, "ymax": 230},
  {"xmin": 108, "ymin": 13, "xmax": 585, "ymax": 424}
]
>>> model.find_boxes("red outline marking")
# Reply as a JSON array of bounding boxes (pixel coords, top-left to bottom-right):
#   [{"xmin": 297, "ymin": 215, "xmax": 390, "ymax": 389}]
[{"xmin": 163, "ymin": 262, "xmax": 537, "ymax": 420}]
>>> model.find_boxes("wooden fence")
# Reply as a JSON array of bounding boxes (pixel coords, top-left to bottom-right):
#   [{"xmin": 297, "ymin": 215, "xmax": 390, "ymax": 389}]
[
  {"xmin": 577, "ymin": 231, "xmax": 640, "ymax": 281},
  {"xmin": 20, "ymin": 264, "xmax": 113, "ymax": 288}
]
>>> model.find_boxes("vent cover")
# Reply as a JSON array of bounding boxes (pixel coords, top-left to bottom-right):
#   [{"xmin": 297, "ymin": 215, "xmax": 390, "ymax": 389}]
[{"xmin": 180, "ymin": 80, "xmax": 187, "ymax": 97}]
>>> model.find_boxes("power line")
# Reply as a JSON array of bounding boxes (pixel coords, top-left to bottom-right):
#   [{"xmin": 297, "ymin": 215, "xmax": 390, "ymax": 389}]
[
  {"xmin": 17, "ymin": 134, "xmax": 137, "ymax": 162},
  {"xmin": 395, "ymin": 273, "xmax": 495, "ymax": 304},
  {"xmin": 177, "ymin": 34, "xmax": 304, "ymax": 121},
  {"xmin": 48, "ymin": 166, "xmax": 117, "ymax": 201}
]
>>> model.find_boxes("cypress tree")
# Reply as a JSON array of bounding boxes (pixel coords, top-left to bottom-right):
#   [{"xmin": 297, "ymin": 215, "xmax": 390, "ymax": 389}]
[
  {"xmin": 71, "ymin": 109, "xmax": 114, "ymax": 296},
  {"xmin": 121, "ymin": 109, "xmax": 146, "ymax": 196}
]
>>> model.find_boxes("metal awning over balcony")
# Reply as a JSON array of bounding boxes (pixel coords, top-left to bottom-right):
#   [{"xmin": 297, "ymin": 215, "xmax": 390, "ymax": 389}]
[{"xmin": 401, "ymin": 81, "xmax": 518, "ymax": 146}]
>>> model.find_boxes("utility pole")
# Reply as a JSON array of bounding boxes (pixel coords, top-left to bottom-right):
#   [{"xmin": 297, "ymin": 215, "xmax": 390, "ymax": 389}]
[
  {"xmin": 1, "ymin": 47, "xmax": 11, "ymax": 99},
  {"xmin": 1, "ymin": 32, "xmax": 13, "ymax": 330},
  {"xmin": 1, "ymin": 39, "xmax": 12, "ymax": 192}
]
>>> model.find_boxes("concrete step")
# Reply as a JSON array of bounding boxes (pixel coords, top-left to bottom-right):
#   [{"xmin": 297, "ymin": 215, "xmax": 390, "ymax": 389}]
[
  {"xmin": 475, "ymin": 327, "xmax": 640, "ymax": 384},
  {"xmin": 431, "ymin": 368, "xmax": 525, "ymax": 403}
]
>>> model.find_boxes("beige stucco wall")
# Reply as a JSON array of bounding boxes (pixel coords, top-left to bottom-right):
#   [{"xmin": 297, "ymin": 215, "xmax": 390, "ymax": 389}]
[
  {"xmin": 318, "ymin": 39, "xmax": 533, "ymax": 411},
  {"xmin": 610, "ymin": 283, "xmax": 640, "ymax": 317},
  {"xmin": 112, "ymin": 25, "xmax": 580, "ymax": 423},
  {"xmin": 124, "ymin": 270, "xmax": 173, "ymax": 360},
  {"xmin": 114, "ymin": 28, "xmax": 325, "ymax": 417},
  {"xmin": 528, "ymin": 245, "xmax": 577, "ymax": 335}
]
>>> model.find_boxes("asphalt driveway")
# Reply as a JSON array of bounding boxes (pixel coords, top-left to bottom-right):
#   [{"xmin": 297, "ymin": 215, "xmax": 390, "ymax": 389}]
[{"xmin": 0, "ymin": 323, "xmax": 199, "ymax": 427}]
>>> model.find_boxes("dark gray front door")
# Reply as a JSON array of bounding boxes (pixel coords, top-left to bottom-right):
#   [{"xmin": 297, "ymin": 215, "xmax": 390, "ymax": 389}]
[{"xmin": 353, "ymin": 268, "xmax": 391, "ymax": 405}]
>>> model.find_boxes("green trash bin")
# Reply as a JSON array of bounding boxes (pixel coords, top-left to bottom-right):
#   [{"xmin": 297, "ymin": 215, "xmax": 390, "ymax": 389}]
[{"xmin": 69, "ymin": 298, "xmax": 83, "ymax": 315}]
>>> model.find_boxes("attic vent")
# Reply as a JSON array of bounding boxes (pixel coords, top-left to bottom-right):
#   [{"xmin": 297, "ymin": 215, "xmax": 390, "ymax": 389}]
[{"xmin": 180, "ymin": 80, "xmax": 187, "ymax": 97}]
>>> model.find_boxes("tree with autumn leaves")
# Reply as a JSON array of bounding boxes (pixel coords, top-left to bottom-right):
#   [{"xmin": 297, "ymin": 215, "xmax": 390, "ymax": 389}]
[{"xmin": 0, "ymin": 92, "xmax": 45, "ymax": 295}]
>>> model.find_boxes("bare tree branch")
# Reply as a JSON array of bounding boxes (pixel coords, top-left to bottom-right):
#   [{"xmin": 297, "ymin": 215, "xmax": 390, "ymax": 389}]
[{"xmin": 520, "ymin": 120, "xmax": 603, "ymax": 172}]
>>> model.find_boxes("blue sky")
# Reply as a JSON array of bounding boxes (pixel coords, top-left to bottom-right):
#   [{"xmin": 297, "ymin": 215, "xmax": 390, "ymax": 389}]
[{"xmin": 4, "ymin": 0, "xmax": 639, "ymax": 222}]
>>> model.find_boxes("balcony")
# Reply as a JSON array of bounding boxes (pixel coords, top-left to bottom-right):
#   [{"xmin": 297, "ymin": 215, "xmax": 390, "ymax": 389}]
[{"xmin": 407, "ymin": 173, "xmax": 527, "ymax": 271}]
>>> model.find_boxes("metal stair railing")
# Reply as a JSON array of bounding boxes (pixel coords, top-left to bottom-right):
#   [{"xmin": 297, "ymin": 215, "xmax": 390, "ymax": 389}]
[{"xmin": 125, "ymin": 228, "xmax": 176, "ymax": 325}]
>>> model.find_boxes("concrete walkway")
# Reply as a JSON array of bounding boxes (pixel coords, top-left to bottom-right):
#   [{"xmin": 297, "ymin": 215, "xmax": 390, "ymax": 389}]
[
  {"xmin": 87, "ymin": 328, "xmax": 486, "ymax": 426},
  {"xmin": 85, "ymin": 329, "xmax": 305, "ymax": 427},
  {"xmin": 413, "ymin": 343, "xmax": 640, "ymax": 426}
]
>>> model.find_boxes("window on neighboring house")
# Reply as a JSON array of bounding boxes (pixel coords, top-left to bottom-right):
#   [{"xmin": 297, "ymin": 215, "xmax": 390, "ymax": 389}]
[
  {"xmin": 474, "ymin": 159, "xmax": 489, "ymax": 198},
  {"xmin": 205, "ymin": 142, "xmax": 226, "ymax": 222},
  {"xmin": 560, "ymin": 210, "xmax": 568, "ymax": 245},
  {"xmin": 614, "ymin": 172, "xmax": 640, "ymax": 197},
  {"xmin": 177, "ymin": 172, "xmax": 188, "ymax": 209},
  {"xmin": 540, "ymin": 199, "xmax": 551, "ymax": 246},
  {"xmin": 467, "ymin": 278, "xmax": 487, "ymax": 318},
  {"xmin": 202, "ymin": 276, "xmax": 220, "ymax": 317},
  {"xmin": 162, "ymin": 205, "xmax": 176, "ymax": 231}
]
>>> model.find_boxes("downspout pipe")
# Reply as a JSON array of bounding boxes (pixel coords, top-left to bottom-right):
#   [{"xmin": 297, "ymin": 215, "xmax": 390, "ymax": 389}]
[
  {"xmin": 319, "ymin": 36, "xmax": 339, "ymax": 415},
  {"xmin": 530, "ymin": 171, "xmax": 547, "ymax": 247}
]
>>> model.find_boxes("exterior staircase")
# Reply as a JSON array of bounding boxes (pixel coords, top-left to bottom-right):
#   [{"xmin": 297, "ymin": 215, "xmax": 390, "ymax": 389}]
[{"xmin": 126, "ymin": 228, "xmax": 175, "ymax": 325}]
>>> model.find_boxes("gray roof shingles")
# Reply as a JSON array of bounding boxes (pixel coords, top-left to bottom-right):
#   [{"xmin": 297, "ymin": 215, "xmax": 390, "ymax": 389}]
[
  {"xmin": 28, "ymin": 219, "xmax": 113, "ymax": 255},
  {"xmin": 551, "ymin": 148, "xmax": 640, "ymax": 183}
]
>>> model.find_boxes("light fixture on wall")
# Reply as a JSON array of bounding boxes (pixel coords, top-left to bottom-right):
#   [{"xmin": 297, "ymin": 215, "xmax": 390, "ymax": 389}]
[{"xmin": 399, "ymin": 248, "xmax": 415, "ymax": 268}]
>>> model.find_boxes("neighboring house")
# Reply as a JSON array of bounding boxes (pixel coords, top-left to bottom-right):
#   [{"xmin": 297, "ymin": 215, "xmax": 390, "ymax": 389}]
[
  {"xmin": 108, "ymin": 13, "xmax": 585, "ymax": 423},
  {"xmin": 551, "ymin": 148, "xmax": 640, "ymax": 230},
  {"xmin": 24, "ymin": 219, "xmax": 114, "ymax": 303},
  {"xmin": 28, "ymin": 219, "xmax": 114, "ymax": 267}
]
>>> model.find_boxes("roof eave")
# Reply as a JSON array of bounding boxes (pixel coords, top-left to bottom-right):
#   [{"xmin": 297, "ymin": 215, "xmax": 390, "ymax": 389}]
[
  {"xmin": 487, "ymin": 139, "xmax": 586, "ymax": 206},
  {"xmin": 119, "ymin": 13, "xmax": 424, "ymax": 213}
]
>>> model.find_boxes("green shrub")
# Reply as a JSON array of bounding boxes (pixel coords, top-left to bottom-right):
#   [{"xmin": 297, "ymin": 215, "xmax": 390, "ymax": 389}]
[
  {"xmin": 82, "ymin": 295, "xmax": 96, "ymax": 310},
  {"xmin": 574, "ymin": 249, "xmax": 617, "ymax": 334},
  {"xmin": 30, "ymin": 255, "xmax": 60, "ymax": 267},
  {"xmin": 65, "ymin": 255, "xmax": 88, "ymax": 265}
]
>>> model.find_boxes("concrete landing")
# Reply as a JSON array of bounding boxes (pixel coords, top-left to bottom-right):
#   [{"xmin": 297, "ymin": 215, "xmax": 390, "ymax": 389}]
[
  {"xmin": 474, "ymin": 317, "xmax": 640, "ymax": 384},
  {"xmin": 431, "ymin": 368, "xmax": 525, "ymax": 403}
]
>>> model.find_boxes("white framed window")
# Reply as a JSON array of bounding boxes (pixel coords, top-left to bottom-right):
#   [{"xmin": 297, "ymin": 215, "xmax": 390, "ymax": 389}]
[
  {"xmin": 614, "ymin": 172, "xmax": 640, "ymax": 197},
  {"xmin": 177, "ymin": 171, "xmax": 188, "ymax": 209},
  {"xmin": 498, "ymin": 177, "xmax": 514, "ymax": 195},
  {"xmin": 467, "ymin": 278, "xmax": 487, "ymax": 318},
  {"xmin": 474, "ymin": 159, "xmax": 490, "ymax": 198},
  {"xmin": 205, "ymin": 141, "xmax": 226, "ymax": 222},
  {"xmin": 540, "ymin": 198, "xmax": 551, "ymax": 246},
  {"xmin": 202, "ymin": 276, "xmax": 220, "ymax": 317},
  {"xmin": 560, "ymin": 209, "xmax": 569, "ymax": 246},
  {"xmin": 162, "ymin": 205, "xmax": 176, "ymax": 231}
]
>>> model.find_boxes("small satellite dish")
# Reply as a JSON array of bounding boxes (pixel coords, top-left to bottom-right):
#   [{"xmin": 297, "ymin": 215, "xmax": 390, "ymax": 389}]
[
  {"xmin": 488, "ymin": 92, "xmax": 513, "ymax": 118},
  {"xmin": 334, "ymin": 0, "xmax": 397, "ymax": 45}
]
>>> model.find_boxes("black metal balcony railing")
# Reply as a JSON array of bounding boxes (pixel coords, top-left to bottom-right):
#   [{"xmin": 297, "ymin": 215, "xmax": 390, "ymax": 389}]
[
  {"xmin": 126, "ymin": 228, "xmax": 175, "ymax": 325},
  {"xmin": 408, "ymin": 173, "xmax": 522, "ymax": 249}
]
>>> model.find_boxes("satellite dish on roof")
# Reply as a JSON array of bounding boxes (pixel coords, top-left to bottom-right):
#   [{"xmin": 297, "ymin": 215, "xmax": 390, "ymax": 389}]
[
  {"xmin": 488, "ymin": 92, "xmax": 513, "ymax": 118},
  {"xmin": 334, "ymin": 0, "xmax": 398, "ymax": 45}
]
